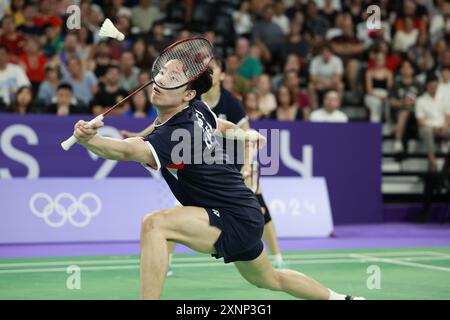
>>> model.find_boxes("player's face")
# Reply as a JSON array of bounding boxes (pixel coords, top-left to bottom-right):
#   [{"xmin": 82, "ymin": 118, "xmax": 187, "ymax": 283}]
[{"xmin": 151, "ymin": 60, "xmax": 193, "ymax": 108}]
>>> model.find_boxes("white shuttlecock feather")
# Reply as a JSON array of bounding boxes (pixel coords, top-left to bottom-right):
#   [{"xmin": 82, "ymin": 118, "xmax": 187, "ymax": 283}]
[{"xmin": 99, "ymin": 18, "xmax": 125, "ymax": 41}]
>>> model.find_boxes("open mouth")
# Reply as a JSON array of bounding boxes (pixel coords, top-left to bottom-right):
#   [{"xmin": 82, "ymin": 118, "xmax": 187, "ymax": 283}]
[{"xmin": 153, "ymin": 87, "xmax": 161, "ymax": 95}]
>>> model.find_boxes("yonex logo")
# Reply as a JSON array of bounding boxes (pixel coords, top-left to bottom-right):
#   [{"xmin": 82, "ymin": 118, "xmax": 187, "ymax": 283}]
[
  {"xmin": 29, "ymin": 192, "xmax": 102, "ymax": 228},
  {"xmin": 212, "ymin": 209, "xmax": 220, "ymax": 217}
]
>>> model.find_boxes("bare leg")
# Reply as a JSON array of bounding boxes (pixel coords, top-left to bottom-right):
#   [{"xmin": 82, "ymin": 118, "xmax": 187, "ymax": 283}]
[
  {"xmin": 263, "ymin": 220, "xmax": 282, "ymax": 256},
  {"xmin": 140, "ymin": 206, "xmax": 221, "ymax": 299},
  {"xmin": 235, "ymin": 250, "xmax": 330, "ymax": 300},
  {"xmin": 395, "ymin": 110, "xmax": 410, "ymax": 141}
]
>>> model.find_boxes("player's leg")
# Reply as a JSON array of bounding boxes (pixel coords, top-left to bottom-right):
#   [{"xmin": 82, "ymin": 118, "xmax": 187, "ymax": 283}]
[
  {"xmin": 140, "ymin": 206, "xmax": 221, "ymax": 299},
  {"xmin": 235, "ymin": 250, "xmax": 360, "ymax": 300},
  {"xmin": 256, "ymin": 192, "xmax": 286, "ymax": 268}
]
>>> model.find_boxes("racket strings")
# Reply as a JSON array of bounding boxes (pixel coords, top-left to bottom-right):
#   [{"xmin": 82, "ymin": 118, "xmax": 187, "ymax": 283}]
[{"xmin": 152, "ymin": 38, "xmax": 213, "ymax": 89}]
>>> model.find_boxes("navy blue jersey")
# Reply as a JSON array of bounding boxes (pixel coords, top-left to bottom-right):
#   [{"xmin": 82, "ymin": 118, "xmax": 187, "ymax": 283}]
[
  {"xmin": 207, "ymin": 88, "xmax": 248, "ymax": 172},
  {"xmin": 143, "ymin": 99, "xmax": 260, "ymax": 212},
  {"xmin": 209, "ymin": 88, "xmax": 247, "ymax": 126}
]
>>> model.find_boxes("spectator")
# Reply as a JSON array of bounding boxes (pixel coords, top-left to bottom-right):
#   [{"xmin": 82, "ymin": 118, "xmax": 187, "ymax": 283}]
[
  {"xmin": 416, "ymin": 74, "xmax": 450, "ymax": 171},
  {"xmin": 89, "ymin": 41, "xmax": 112, "ymax": 80},
  {"xmin": 364, "ymin": 52, "xmax": 393, "ymax": 123},
  {"xmin": 272, "ymin": 1, "xmax": 290, "ymax": 36},
  {"xmin": 330, "ymin": 12, "xmax": 365, "ymax": 94},
  {"xmin": 269, "ymin": 85, "xmax": 303, "ymax": 121},
  {"xmin": 91, "ymin": 64, "xmax": 128, "ymax": 116},
  {"xmin": 0, "ymin": 44, "xmax": 30, "ymax": 107},
  {"xmin": 235, "ymin": 37, "xmax": 263, "ymax": 81},
  {"xmin": 393, "ymin": 17, "xmax": 419, "ymax": 53},
  {"xmin": 47, "ymin": 83, "xmax": 86, "ymax": 115},
  {"xmin": 37, "ymin": 65, "xmax": 61, "ymax": 109},
  {"xmin": 119, "ymin": 51, "xmax": 140, "ymax": 92},
  {"xmin": 16, "ymin": 3, "xmax": 41, "ymax": 36},
  {"xmin": 7, "ymin": 85, "xmax": 34, "ymax": 114},
  {"xmin": 232, "ymin": 0, "xmax": 253, "ymax": 37},
  {"xmin": 62, "ymin": 56, "xmax": 98, "ymax": 107},
  {"xmin": 5, "ymin": 0, "xmax": 26, "ymax": 27},
  {"xmin": 390, "ymin": 60, "xmax": 422, "ymax": 153},
  {"xmin": 131, "ymin": 0, "xmax": 163, "ymax": 33},
  {"xmin": 310, "ymin": 90, "xmax": 348, "ymax": 122},
  {"xmin": 33, "ymin": 0, "xmax": 62, "ymax": 29},
  {"xmin": 243, "ymin": 91, "xmax": 264, "ymax": 120},
  {"xmin": 254, "ymin": 74, "xmax": 277, "ymax": 116},
  {"xmin": 407, "ymin": 32, "xmax": 435, "ymax": 77},
  {"xmin": 133, "ymin": 37, "xmax": 152, "ymax": 70},
  {"xmin": 42, "ymin": 23, "xmax": 64, "ymax": 57},
  {"xmin": 437, "ymin": 65, "xmax": 450, "ymax": 102},
  {"xmin": 320, "ymin": 0, "xmax": 337, "ymax": 27},
  {"xmin": 19, "ymin": 36, "xmax": 48, "ymax": 92},
  {"xmin": 147, "ymin": 21, "xmax": 171, "ymax": 63},
  {"xmin": 124, "ymin": 89, "xmax": 156, "ymax": 118},
  {"xmin": 251, "ymin": 4, "xmax": 285, "ymax": 64},
  {"xmin": 284, "ymin": 69, "xmax": 310, "ymax": 119},
  {"xmin": 367, "ymin": 40, "xmax": 402, "ymax": 73},
  {"xmin": 394, "ymin": 0, "xmax": 427, "ymax": 33},
  {"xmin": 77, "ymin": 25, "xmax": 94, "ymax": 64},
  {"xmin": 0, "ymin": 15, "xmax": 27, "ymax": 63},
  {"xmin": 283, "ymin": 21, "xmax": 310, "ymax": 61},
  {"xmin": 225, "ymin": 54, "xmax": 251, "ymax": 97},
  {"xmin": 105, "ymin": 0, "xmax": 131, "ymax": 20},
  {"xmin": 308, "ymin": 43, "xmax": 344, "ymax": 109},
  {"xmin": 304, "ymin": 0, "xmax": 330, "ymax": 38}
]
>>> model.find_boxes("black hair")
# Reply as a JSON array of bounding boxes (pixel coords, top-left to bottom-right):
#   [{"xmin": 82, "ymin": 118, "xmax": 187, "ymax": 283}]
[
  {"xmin": 106, "ymin": 64, "xmax": 120, "ymax": 72},
  {"xmin": 425, "ymin": 73, "xmax": 439, "ymax": 85},
  {"xmin": 187, "ymin": 66, "xmax": 213, "ymax": 99},
  {"xmin": 57, "ymin": 83, "xmax": 73, "ymax": 92}
]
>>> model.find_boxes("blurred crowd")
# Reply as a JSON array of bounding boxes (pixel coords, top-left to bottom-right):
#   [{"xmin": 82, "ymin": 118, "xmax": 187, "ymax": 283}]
[{"xmin": 0, "ymin": 0, "xmax": 450, "ymax": 167}]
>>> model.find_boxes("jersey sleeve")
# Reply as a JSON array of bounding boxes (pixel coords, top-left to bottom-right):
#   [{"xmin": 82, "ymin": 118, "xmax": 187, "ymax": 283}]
[
  {"xmin": 143, "ymin": 129, "xmax": 172, "ymax": 171},
  {"xmin": 223, "ymin": 89, "xmax": 248, "ymax": 126}
]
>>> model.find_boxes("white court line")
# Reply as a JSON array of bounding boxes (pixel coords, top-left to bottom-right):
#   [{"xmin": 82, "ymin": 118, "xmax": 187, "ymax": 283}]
[
  {"xmin": 350, "ymin": 254, "xmax": 450, "ymax": 273},
  {"xmin": 0, "ymin": 250, "xmax": 445, "ymax": 268},
  {"xmin": 2, "ymin": 255, "xmax": 450, "ymax": 274}
]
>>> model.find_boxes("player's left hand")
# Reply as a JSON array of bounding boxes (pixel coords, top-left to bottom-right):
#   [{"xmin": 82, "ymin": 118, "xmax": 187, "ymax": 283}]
[
  {"xmin": 74, "ymin": 120, "xmax": 104, "ymax": 143},
  {"xmin": 247, "ymin": 130, "xmax": 266, "ymax": 149}
]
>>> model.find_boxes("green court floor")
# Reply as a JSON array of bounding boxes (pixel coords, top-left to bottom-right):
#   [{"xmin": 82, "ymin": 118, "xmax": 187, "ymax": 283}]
[{"xmin": 1, "ymin": 247, "xmax": 449, "ymax": 300}]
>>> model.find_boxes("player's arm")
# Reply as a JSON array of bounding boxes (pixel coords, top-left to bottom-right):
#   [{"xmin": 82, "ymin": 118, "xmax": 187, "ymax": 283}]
[
  {"xmin": 216, "ymin": 118, "xmax": 265, "ymax": 146},
  {"xmin": 120, "ymin": 122, "xmax": 156, "ymax": 138},
  {"xmin": 73, "ymin": 120, "xmax": 154, "ymax": 163}
]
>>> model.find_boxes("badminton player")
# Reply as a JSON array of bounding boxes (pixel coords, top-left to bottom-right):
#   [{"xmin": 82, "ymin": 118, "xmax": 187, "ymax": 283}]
[
  {"xmin": 72, "ymin": 59, "xmax": 364, "ymax": 300},
  {"xmin": 122, "ymin": 57, "xmax": 287, "ymax": 274}
]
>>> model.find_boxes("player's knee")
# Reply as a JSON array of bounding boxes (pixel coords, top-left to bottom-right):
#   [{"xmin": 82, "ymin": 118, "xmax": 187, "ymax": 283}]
[
  {"xmin": 246, "ymin": 273, "xmax": 281, "ymax": 291},
  {"xmin": 141, "ymin": 210, "xmax": 167, "ymax": 233}
]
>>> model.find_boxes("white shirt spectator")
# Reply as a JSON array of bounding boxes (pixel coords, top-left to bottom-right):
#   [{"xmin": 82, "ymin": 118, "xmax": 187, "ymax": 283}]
[
  {"xmin": 233, "ymin": 11, "xmax": 253, "ymax": 35},
  {"xmin": 258, "ymin": 92, "xmax": 277, "ymax": 116},
  {"xmin": 310, "ymin": 54, "xmax": 343, "ymax": 80},
  {"xmin": 0, "ymin": 63, "xmax": 30, "ymax": 106},
  {"xmin": 314, "ymin": 0, "xmax": 341, "ymax": 11},
  {"xmin": 415, "ymin": 92, "xmax": 450, "ymax": 128},
  {"xmin": 272, "ymin": 14, "xmax": 290, "ymax": 35},
  {"xmin": 393, "ymin": 29, "xmax": 419, "ymax": 52},
  {"xmin": 310, "ymin": 108, "xmax": 348, "ymax": 123}
]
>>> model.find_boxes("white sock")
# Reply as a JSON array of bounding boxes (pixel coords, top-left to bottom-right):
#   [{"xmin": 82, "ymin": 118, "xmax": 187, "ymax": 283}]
[
  {"xmin": 327, "ymin": 289, "xmax": 347, "ymax": 300},
  {"xmin": 272, "ymin": 254, "xmax": 283, "ymax": 265}
]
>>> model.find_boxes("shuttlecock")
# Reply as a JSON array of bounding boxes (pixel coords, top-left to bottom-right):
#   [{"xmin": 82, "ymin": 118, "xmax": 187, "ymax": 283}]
[{"xmin": 99, "ymin": 18, "xmax": 125, "ymax": 41}]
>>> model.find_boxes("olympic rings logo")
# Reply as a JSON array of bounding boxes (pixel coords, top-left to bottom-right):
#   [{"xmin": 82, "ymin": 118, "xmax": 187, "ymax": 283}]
[{"xmin": 29, "ymin": 193, "xmax": 102, "ymax": 228}]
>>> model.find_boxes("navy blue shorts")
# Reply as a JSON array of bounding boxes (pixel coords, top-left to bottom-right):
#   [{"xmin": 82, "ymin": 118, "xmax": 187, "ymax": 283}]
[{"xmin": 205, "ymin": 207, "xmax": 265, "ymax": 264}]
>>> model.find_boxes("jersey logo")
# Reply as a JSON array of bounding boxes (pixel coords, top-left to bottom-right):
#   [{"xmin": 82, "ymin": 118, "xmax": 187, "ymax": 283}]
[
  {"xmin": 166, "ymin": 162, "xmax": 185, "ymax": 170},
  {"xmin": 212, "ymin": 209, "xmax": 220, "ymax": 217}
]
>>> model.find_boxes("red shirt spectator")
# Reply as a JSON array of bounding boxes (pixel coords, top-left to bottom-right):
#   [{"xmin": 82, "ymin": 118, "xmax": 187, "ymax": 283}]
[{"xmin": 0, "ymin": 15, "xmax": 27, "ymax": 63}]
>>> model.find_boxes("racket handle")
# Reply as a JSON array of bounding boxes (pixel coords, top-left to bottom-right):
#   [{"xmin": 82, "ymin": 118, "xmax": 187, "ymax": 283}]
[{"xmin": 60, "ymin": 115, "xmax": 105, "ymax": 151}]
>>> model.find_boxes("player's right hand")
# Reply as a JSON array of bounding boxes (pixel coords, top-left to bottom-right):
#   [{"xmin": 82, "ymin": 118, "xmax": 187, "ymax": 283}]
[{"xmin": 74, "ymin": 120, "xmax": 104, "ymax": 143}]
